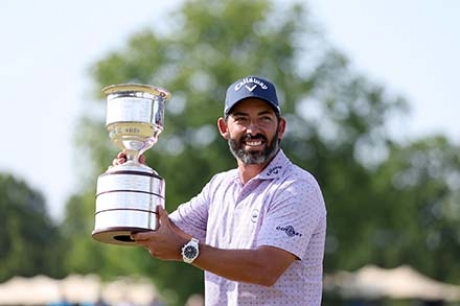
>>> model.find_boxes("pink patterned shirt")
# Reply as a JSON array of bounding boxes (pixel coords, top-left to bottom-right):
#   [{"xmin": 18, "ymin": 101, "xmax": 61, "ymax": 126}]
[{"xmin": 170, "ymin": 150, "xmax": 327, "ymax": 305}]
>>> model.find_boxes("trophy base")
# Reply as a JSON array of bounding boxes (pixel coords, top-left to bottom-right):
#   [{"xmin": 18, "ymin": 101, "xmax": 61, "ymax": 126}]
[
  {"xmin": 93, "ymin": 166, "xmax": 165, "ymax": 246},
  {"xmin": 92, "ymin": 227, "xmax": 152, "ymax": 246}
]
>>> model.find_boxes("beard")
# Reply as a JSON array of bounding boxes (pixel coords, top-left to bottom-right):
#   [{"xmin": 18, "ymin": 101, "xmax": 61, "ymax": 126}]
[{"xmin": 228, "ymin": 130, "xmax": 280, "ymax": 164}]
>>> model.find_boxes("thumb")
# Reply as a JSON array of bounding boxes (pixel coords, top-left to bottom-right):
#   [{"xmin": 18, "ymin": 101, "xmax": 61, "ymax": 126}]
[{"xmin": 157, "ymin": 206, "xmax": 169, "ymax": 222}]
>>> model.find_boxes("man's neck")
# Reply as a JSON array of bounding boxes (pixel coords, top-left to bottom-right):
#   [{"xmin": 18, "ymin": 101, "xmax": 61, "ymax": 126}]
[
  {"xmin": 237, "ymin": 162, "xmax": 268, "ymax": 185},
  {"xmin": 236, "ymin": 149, "xmax": 281, "ymax": 184}
]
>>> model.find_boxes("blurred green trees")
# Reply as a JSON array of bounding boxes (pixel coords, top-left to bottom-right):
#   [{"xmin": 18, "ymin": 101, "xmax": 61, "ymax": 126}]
[
  {"xmin": 0, "ymin": 173, "xmax": 63, "ymax": 281},
  {"xmin": 0, "ymin": 0, "xmax": 459, "ymax": 304}
]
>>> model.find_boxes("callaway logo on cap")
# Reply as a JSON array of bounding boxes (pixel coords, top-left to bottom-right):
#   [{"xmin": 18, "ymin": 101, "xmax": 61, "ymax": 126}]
[{"xmin": 224, "ymin": 76, "xmax": 280, "ymax": 117}]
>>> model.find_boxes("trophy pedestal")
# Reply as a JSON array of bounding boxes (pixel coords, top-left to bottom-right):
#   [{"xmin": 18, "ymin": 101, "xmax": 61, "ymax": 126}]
[{"xmin": 92, "ymin": 164, "xmax": 165, "ymax": 246}]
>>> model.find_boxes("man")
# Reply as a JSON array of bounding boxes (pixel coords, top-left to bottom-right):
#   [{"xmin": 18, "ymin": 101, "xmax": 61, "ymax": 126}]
[{"xmin": 126, "ymin": 76, "xmax": 327, "ymax": 305}]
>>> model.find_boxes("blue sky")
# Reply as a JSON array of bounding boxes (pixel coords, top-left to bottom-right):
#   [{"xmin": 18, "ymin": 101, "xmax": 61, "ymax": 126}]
[{"xmin": 1, "ymin": 0, "xmax": 459, "ymax": 220}]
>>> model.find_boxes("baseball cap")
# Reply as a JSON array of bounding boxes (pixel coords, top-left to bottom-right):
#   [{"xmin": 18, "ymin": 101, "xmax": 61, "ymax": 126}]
[{"xmin": 224, "ymin": 76, "xmax": 280, "ymax": 117}]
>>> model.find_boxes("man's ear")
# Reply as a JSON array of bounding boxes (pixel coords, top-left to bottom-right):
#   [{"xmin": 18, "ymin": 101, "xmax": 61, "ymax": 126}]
[
  {"xmin": 277, "ymin": 117, "xmax": 287, "ymax": 140},
  {"xmin": 217, "ymin": 117, "xmax": 229, "ymax": 139}
]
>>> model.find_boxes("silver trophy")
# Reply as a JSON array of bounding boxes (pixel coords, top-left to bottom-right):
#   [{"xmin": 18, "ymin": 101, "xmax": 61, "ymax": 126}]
[{"xmin": 92, "ymin": 84, "xmax": 170, "ymax": 246}]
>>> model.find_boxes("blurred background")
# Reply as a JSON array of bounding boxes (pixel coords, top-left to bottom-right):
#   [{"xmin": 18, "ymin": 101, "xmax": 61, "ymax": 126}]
[{"xmin": 1, "ymin": 0, "xmax": 460, "ymax": 305}]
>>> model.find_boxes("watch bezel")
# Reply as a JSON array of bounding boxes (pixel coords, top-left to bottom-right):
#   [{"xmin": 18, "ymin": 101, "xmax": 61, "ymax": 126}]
[{"xmin": 182, "ymin": 238, "xmax": 199, "ymax": 263}]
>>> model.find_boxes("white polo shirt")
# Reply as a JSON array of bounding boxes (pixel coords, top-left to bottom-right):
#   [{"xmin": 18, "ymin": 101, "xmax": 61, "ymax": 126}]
[{"xmin": 169, "ymin": 150, "xmax": 327, "ymax": 305}]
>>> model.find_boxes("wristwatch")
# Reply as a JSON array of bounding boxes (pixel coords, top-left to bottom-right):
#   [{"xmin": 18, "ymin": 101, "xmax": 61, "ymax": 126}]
[{"xmin": 181, "ymin": 238, "xmax": 200, "ymax": 264}]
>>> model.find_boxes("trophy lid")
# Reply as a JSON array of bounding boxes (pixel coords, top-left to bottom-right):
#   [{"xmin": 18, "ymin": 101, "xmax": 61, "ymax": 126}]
[{"xmin": 102, "ymin": 83, "xmax": 171, "ymax": 100}]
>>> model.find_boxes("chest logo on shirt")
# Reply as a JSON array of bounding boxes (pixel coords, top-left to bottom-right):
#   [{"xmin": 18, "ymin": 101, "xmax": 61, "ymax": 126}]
[
  {"xmin": 266, "ymin": 165, "xmax": 282, "ymax": 176},
  {"xmin": 251, "ymin": 209, "xmax": 259, "ymax": 223},
  {"xmin": 276, "ymin": 225, "xmax": 303, "ymax": 237}
]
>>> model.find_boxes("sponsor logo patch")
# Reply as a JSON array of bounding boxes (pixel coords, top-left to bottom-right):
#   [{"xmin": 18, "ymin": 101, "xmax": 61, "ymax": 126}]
[{"xmin": 276, "ymin": 225, "xmax": 302, "ymax": 237}]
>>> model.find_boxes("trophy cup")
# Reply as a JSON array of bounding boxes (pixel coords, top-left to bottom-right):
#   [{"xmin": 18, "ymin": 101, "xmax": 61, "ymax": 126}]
[{"xmin": 92, "ymin": 84, "xmax": 170, "ymax": 246}]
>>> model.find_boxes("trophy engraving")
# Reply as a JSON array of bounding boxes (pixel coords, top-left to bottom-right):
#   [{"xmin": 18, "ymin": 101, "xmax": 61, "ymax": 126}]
[{"xmin": 92, "ymin": 84, "xmax": 170, "ymax": 246}]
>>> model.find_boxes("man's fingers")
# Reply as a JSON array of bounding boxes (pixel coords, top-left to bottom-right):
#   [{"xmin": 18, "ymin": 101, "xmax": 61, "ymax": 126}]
[
  {"xmin": 158, "ymin": 206, "xmax": 168, "ymax": 219},
  {"xmin": 139, "ymin": 154, "xmax": 146, "ymax": 164},
  {"xmin": 131, "ymin": 231, "xmax": 154, "ymax": 241},
  {"xmin": 112, "ymin": 152, "xmax": 146, "ymax": 166}
]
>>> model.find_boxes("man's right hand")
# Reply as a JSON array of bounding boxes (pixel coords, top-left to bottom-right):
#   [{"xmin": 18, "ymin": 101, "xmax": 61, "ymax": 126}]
[{"xmin": 112, "ymin": 152, "xmax": 146, "ymax": 166}]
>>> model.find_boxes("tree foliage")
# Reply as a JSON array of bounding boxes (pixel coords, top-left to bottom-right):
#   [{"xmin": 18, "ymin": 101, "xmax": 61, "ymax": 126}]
[
  {"xmin": 370, "ymin": 136, "xmax": 460, "ymax": 283},
  {"xmin": 0, "ymin": 173, "xmax": 63, "ymax": 281}
]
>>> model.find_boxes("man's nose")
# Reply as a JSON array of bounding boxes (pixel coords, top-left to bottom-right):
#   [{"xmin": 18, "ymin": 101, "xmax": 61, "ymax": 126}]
[{"xmin": 246, "ymin": 121, "xmax": 260, "ymax": 135}]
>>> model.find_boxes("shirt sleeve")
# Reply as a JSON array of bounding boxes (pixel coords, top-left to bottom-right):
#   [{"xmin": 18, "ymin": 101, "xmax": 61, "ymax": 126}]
[
  {"xmin": 169, "ymin": 180, "xmax": 212, "ymax": 242},
  {"xmin": 256, "ymin": 173, "xmax": 327, "ymax": 261}
]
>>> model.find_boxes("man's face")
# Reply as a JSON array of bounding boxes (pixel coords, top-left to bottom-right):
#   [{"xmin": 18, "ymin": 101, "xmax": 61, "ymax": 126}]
[{"xmin": 223, "ymin": 99, "xmax": 284, "ymax": 164}]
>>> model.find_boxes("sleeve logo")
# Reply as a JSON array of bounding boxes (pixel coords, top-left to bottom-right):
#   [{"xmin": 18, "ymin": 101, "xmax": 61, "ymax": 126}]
[{"xmin": 276, "ymin": 225, "xmax": 302, "ymax": 237}]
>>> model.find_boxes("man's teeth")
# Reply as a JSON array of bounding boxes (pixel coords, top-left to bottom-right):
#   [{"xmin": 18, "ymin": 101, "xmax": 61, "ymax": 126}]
[{"xmin": 246, "ymin": 141, "xmax": 262, "ymax": 146}]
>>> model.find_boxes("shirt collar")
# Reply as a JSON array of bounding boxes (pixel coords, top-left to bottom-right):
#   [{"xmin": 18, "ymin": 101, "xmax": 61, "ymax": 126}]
[
  {"xmin": 229, "ymin": 149, "xmax": 290, "ymax": 185},
  {"xmin": 257, "ymin": 149, "xmax": 289, "ymax": 180}
]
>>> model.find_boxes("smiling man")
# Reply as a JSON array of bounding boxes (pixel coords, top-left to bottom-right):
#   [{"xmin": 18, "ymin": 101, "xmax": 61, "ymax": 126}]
[{"xmin": 130, "ymin": 76, "xmax": 327, "ymax": 305}]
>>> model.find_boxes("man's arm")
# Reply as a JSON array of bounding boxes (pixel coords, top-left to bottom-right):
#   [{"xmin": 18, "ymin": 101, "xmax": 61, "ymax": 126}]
[
  {"xmin": 132, "ymin": 207, "xmax": 296, "ymax": 287},
  {"xmin": 193, "ymin": 243, "xmax": 296, "ymax": 287}
]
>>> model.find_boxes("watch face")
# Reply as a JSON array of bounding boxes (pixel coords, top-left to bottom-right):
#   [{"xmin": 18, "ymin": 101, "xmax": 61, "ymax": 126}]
[{"xmin": 184, "ymin": 245, "xmax": 198, "ymax": 258}]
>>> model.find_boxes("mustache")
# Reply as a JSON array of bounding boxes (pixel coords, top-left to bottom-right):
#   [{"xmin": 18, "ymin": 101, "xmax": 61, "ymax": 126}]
[{"xmin": 241, "ymin": 134, "xmax": 267, "ymax": 142}]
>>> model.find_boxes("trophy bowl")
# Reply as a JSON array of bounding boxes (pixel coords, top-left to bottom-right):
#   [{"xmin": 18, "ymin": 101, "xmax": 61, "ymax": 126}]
[{"xmin": 92, "ymin": 84, "xmax": 170, "ymax": 246}]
